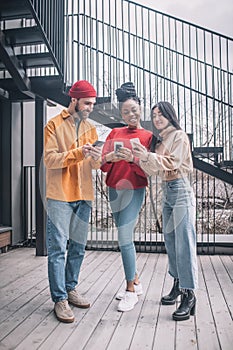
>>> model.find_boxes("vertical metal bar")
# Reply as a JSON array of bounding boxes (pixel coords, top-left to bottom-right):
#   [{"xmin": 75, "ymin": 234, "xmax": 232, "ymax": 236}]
[
  {"xmin": 226, "ymin": 39, "xmax": 232, "ymax": 161},
  {"xmin": 141, "ymin": 7, "xmax": 146, "ymax": 119},
  {"xmin": 161, "ymin": 15, "xmax": 165, "ymax": 99},
  {"xmin": 175, "ymin": 20, "xmax": 180, "ymax": 119},
  {"xmin": 219, "ymin": 37, "xmax": 224, "ymax": 161},
  {"xmin": 147, "ymin": 9, "xmax": 152, "ymax": 108},
  {"xmin": 128, "ymin": 1, "xmax": 131, "ymax": 82},
  {"xmin": 121, "ymin": 0, "xmax": 125, "ymax": 79},
  {"xmin": 108, "ymin": 0, "xmax": 112, "ymax": 98},
  {"xmin": 71, "ymin": 0, "xmax": 74, "ymax": 81},
  {"xmin": 189, "ymin": 25, "xmax": 193, "ymax": 134},
  {"xmin": 102, "ymin": 0, "xmax": 105, "ymax": 97},
  {"xmin": 35, "ymin": 98, "xmax": 47, "ymax": 256},
  {"xmin": 181, "ymin": 22, "xmax": 186, "ymax": 128},
  {"xmin": 95, "ymin": 0, "xmax": 99, "ymax": 91}
]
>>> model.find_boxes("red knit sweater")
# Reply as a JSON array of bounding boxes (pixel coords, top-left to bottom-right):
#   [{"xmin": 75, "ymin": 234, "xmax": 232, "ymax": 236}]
[{"xmin": 101, "ymin": 127, "xmax": 153, "ymax": 189}]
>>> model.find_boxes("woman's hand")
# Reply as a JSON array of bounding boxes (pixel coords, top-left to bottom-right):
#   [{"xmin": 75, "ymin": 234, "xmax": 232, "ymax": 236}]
[
  {"xmin": 104, "ymin": 151, "xmax": 123, "ymax": 163},
  {"xmin": 132, "ymin": 143, "xmax": 149, "ymax": 161},
  {"xmin": 116, "ymin": 147, "xmax": 134, "ymax": 162}
]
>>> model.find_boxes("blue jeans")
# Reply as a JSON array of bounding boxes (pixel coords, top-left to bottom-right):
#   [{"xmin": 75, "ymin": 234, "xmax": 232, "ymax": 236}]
[
  {"xmin": 108, "ymin": 187, "xmax": 145, "ymax": 282},
  {"xmin": 162, "ymin": 178, "xmax": 198, "ymax": 290},
  {"xmin": 46, "ymin": 199, "xmax": 92, "ymax": 302}
]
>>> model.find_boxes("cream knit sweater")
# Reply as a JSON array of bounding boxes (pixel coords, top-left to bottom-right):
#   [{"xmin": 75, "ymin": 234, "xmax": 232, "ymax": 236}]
[{"xmin": 139, "ymin": 125, "xmax": 193, "ymax": 181}]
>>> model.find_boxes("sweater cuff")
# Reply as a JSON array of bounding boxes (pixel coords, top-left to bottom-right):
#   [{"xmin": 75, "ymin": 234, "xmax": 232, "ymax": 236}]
[{"xmin": 102, "ymin": 155, "xmax": 111, "ymax": 165}]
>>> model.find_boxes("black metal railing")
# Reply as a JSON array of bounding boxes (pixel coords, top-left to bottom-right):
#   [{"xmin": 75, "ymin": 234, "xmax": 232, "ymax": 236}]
[
  {"xmin": 30, "ymin": 0, "xmax": 65, "ymax": 76},
  {"xmin": 65, "ymin": 0, "xmax": 232, "ymax": 162},
  {"xmin": 87, "ymin": 169, "xmax": 233, "ymax": 254},
  {"xmin": 63, "ymin": 0, "xmax": 233, "ymax": 253}
]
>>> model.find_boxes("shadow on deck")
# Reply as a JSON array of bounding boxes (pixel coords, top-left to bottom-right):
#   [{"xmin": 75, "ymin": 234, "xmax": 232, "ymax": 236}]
[{"xmin": 0, "ymin": 248, "xmax": 232, "ymax": 349}]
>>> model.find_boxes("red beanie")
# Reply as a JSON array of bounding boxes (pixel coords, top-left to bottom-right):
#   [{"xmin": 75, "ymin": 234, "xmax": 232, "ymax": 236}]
[{"xmin": 68, "ymin": 80, "xmax": 97, "ymax": 99}]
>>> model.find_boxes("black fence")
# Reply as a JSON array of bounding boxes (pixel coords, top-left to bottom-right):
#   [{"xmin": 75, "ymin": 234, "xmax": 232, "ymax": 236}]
[{"xmin": 65, "ymin": 0, "xmax": 233, "ymax": 163}]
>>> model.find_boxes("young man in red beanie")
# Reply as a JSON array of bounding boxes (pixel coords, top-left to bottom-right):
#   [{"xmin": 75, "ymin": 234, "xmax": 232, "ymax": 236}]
[{"xmin": 44, "ymin": 80, "xmax": 102, "ymax": 323}]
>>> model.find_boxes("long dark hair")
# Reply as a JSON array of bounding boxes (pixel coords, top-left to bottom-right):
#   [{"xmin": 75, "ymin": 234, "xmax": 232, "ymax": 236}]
[{"xmin": 150, "ymin": 101, "xmax": 181, "ymax": 151}]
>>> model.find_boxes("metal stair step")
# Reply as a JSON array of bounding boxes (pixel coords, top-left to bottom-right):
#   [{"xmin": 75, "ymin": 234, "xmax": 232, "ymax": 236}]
[
  {"xmin": 17, "ymin": 52, "xmax": 54, "ymax": 68},
  {"xmin": 219, "ymin": 161, "xmax": 233, "ymax": 169},
  {"xmin": 193, "ymin": 147, "xmax": 224, "ymax": 155},
  {"xmin": 0, "ymin": 52, "xmax": 55, "ymax": 71},
  {"xmin": 0, "ymin": 0, "xmax": 33, "ymax": 21},
  {"xmin": 3, "ymin": 26, "xmax": 44, "ymax": 47}
]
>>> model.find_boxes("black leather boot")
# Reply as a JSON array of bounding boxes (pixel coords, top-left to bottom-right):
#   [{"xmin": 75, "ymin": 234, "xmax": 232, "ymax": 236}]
[
  {"xmin": 161, "ymin": 278, "xmax": 183, "ymax": 305},
  {"xmin": 172, "ymin": 289, "xmax": 196, "ymax": 321}
]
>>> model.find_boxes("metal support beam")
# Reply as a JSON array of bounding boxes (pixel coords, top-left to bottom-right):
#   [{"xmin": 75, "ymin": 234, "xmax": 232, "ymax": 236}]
[
  {"xmin": 35, "ymin": 98, "xmax": 47, "ymax": 256},
  {"xmin": 0, "ymin": 29, "xmax": 31, "ymax": 93},
  {"xmin": 0, "ymin": 87, "xmax": 9, "ymax": 100},
  {"xmin": 192, "ymin": 156, "xmax": 233, "ymax": 185}
]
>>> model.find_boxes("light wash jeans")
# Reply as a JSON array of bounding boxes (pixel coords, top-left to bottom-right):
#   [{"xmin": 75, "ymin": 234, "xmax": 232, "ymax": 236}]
[
  {"xmin": 108, "ymin": 187, "xmax": 145, "ymax": 281},
  {"xmin": 46, "ymin": 199, "xmax": 92, "ymax": 302},
  {"xmin": 162, "ymin": 178, "xmax": 198, "ymax": 290}
]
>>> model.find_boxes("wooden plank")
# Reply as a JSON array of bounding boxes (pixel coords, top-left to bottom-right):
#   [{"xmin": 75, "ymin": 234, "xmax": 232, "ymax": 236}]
[
  {"xmin": 61, "ymin": 253, "xmax": 148, "ymax": 350},
  {"xmin": 0, "ymin": 248, "xmax": 232, "ymax": 350},
  {"xmin": 200, "ymin": 255, "xmax": 233, "ymax": 350},
  {"xmin": 152, "ymin": 261, "xmax": 177, "ymax": 350},
  {"xmin": 220, "ymin": 255, "xmax": 233, "ymax": 282},
  {"xmin": 0, "ymin": 247, "xmax": 34, "ymax": 274},
  {"xmin": 0, "ymin": 262, "xmax": 48, "ymax": 308},
  {"xmin": 0, "ymin": 251, "xmax": 113, "ymax": 348},
  {"xmin": 102, "ymin": 254, "xmax": 159, "ymax": 350},
  {"xmin": 0, "ymin": 278, "xmax": 49, "ymax": 323},
  {"xmin": 0, "ymin": 251, "xmax": 47, "ymax": 288},
  {"xmin": 193, "ymin": 257, "xmax": 220, "ymax": 350},
  {"xmin": 14, "ymin": 251, "xmax": 115, "ymax": 350},
  {"xmin": 84, "ymin": 253, "xmax": 154, "ymax": 350},
  {"xmin": 131, "ymin": 254, "xmax": 168, "ymax": 350},
  {"xmin": 38, "ymin": 251, "xmax": 124, "ymax": 350},
  {"xmin": 210, "ymin": 255, "xmax": 233, "ymax": 318},
  {"xmin": 0, "ymin": 250, "xmax": 96, "ymax": 307},
  {"xmin": 0, "ymin": 231, "xmax": 11, "ymax": 249},
  {"xmin": 0, "ymin": 286, "xmax": 51, "ymax": 346}
]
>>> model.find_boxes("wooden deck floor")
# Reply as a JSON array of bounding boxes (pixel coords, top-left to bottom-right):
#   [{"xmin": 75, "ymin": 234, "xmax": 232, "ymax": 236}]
[{"xmin": 0, "ymin": 248, "xmax": 232, "ymax": 350}]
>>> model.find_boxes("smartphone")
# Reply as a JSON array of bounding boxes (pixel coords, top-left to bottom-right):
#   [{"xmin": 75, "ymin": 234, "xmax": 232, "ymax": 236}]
[
  {"xmin": 114, "ymin": 141, "xmax": 124, "ymax": 153},
  {"xmin": 92, "ymin": 140, "xmax": 105, "ymax": 147},
  {"xmin": 130, "ymin": 138, "xmax": 141, "ymax": 151}
]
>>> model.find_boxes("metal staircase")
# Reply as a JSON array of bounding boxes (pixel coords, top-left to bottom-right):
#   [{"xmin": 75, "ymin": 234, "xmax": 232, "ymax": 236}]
[{"xmin": 0, "ymin": 0, "xmax": 67, "ymax": 104}]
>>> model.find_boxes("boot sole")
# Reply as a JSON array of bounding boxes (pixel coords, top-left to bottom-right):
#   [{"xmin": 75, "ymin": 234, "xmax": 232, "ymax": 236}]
[
  {"xmin": 161, "ymin": 299, "xmax": 176, "ymax": 305},
  {"xmin": 68, "ymin": 301, "xmax": 90, "ymax": 309},
  {"xmin": 172, "ymin": 313, "xmax": 193, "ymax": 321}
]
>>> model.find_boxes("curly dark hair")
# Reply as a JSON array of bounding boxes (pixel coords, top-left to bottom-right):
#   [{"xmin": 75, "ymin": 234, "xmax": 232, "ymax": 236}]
[{"xmin": 115, "ymin": 82, "xmax": 140, "ymax": 109}]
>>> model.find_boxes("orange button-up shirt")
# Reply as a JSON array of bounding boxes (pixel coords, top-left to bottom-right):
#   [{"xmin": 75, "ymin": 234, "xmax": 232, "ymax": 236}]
[{"xmin": 44, "ymin": 109, "xmax": 100, "ymax": 202}]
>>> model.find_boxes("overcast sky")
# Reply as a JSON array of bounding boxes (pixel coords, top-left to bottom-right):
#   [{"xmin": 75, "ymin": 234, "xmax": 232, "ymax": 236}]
[{"xmin": 137, "ymin": 0, "xmax": 233, "ymax": 37}]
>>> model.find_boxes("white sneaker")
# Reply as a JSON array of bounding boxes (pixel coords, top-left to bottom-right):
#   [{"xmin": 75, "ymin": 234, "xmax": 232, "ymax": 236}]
[
  {"xmin": 116, "ymin": 283, "xmax": 143, "ymax": 300},
  {"xmin": 117, "ymin": 291, "xmax": 138, "ymax": 312}
]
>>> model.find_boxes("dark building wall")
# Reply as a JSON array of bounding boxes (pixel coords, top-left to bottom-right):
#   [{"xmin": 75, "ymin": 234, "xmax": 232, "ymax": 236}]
[
  {"xmin": 0, "ymin": 100, "xmax": 36, "ymax": 245},
  {"xmin": 11, "ymin": 102, "xmax": 23, "ymax": 244},
  {"xmin": 0, "ymin": 100, "xmax": 12, "ymax": 226}
]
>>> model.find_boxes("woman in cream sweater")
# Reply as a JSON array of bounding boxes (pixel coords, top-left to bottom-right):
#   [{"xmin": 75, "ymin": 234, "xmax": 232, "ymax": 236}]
[{"xmin": 132, "ymin": 101, "xmax": 198, "ymax": 321}]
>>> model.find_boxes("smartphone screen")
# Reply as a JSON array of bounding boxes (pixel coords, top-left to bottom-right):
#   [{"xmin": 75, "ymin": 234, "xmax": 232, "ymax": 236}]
[{"xmin": 92, "ymin": 140, "xmax": 105, "ymax": 147}]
